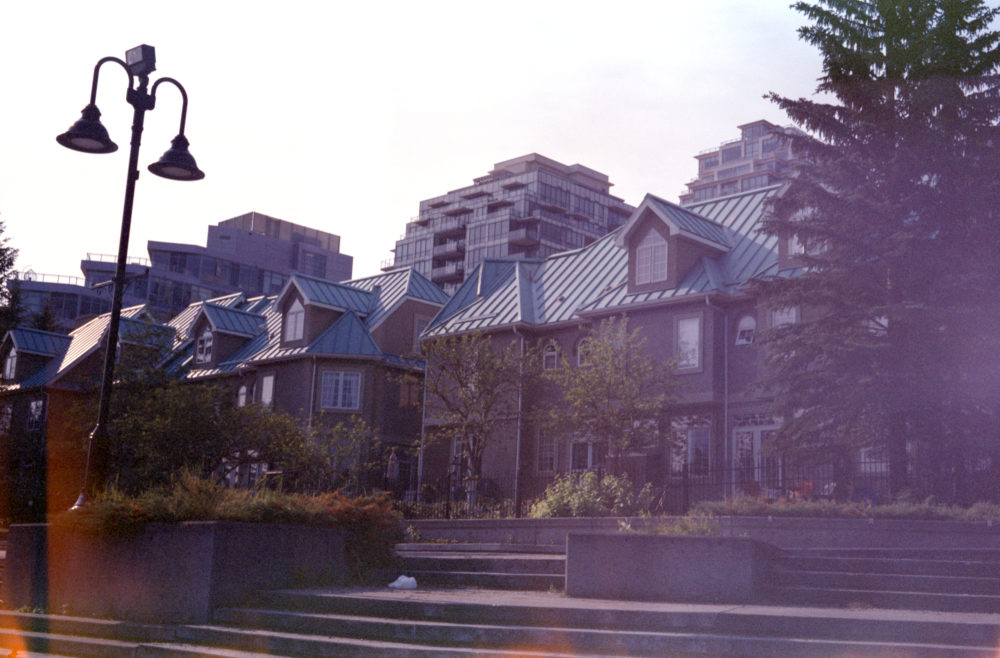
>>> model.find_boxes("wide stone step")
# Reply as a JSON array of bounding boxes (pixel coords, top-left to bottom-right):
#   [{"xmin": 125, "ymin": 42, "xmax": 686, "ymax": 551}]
[
  {"xmin": 786, "ymin": 548, "xmax": 1000, "ymax": 561},
  {"xmin": 766, "ymin": 585, "xmax": 1000, "ymax": 613},
  {"xmin": 253, "ymin": 588, "xmax": 1000, "ymax": 649},
  {"xmin": 395, "ymin": 553, "xmax": 566, "ymax": 575},
  {"xmin": 211, "ymin": 605, "xmax": 999, "ymax": 657},
  {"xmin": 389, "ymin": 569, "xmax": 564, "ymax": 591},
  {"xmin": 397, "ymin": 542, "xmax": 565, "ymax": 555},
  {"xmin": 780, "ymin": 555, "xmax": 1000, "ymax": 578},
  {"xmin": 772, "ymin": 567, "xmax": 1000, "ymax": 595}
]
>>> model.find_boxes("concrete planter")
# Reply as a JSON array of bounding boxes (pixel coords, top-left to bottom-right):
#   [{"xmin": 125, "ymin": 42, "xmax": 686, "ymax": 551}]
[
  {"xmin": 565, "ymin": 533, "xmax": 775, "ymax": 603},
  {"xmin": 2, "ymin": 521, "xmax": 347, "ymax": 623}
]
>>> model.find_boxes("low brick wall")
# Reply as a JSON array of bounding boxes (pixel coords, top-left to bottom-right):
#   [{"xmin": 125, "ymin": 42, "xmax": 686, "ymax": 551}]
[
  {"xmin": 565, "ymin": 534, "xmax": 775, "ymax": 602},
  {"xmin": 3, "ymin": 522, "xmax": 347, "ymax": 623}
]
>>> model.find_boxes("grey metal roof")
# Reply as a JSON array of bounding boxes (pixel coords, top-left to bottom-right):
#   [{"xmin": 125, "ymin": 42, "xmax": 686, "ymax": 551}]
[
  {"xmin": 284, "ymin": 273, "xmax": 373, "ymax": 315},
  {"xmin": 8, "ymin": 328, "xmax": 71, "ymax": 356},
  {"xmin": 428, "ymin": 185, "xmax": 781, "ymax": 335},
  {"xmin": 347, "ymin": 268, "xmax": 449, "ymax": 330},
  {"xmin": 644, "ymin": 194, "xmax": 732, "ymax": 248},
  {"xmin": 197, "ymin": 303, "xmax": 266, "ymax": 338}
]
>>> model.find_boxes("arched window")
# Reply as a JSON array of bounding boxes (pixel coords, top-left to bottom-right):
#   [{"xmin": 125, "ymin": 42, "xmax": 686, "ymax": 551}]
[
  {"xmin": 195, "ymin": 328, "xmax": 213, "ymax": 364},
  {"xmin": 735, "ymin": 315, "xmax": 757, "ymax": 345},
  {"xmin": 3, "ymin": 348, "xmax": 16, "ymax": 380},
  {"xmin": 285, "ymin": 299, "xmax": 305, "ymax": 341}
]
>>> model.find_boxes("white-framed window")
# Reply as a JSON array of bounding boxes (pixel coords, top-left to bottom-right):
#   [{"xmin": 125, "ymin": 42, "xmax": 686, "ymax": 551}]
[
  {"xmin": 0, "ymin": 403, "xmax": 11, "ymax": 434},
  {"xmin": 575, "ymin": 338, "xmax": 591, "ymax": 367},
  {"xmin": 195, "ymin": 328, "xmax": 213, "ymax": 364},
  {"xmin": 537, "ymin": 433, "xmax": 556, "ymax": 473},
  {"xmin": 320, "ymin": 370, "xmax": 361, "ymax": 410},
  {"xmin": 284, "ymin": 299, "xmax": 305, "ymax": 342},
  {"xmin": 3, "ymin": 348, "xmax": 16, "ymax": 380},
  {"xmin": 636, "ymin": 230, "xmax": 668, "ymax": 285},
  {"xmin": 260, "ymin": 374, "xmax": 275, "ymax": 408},
  {"xmin": 542, "ymin": 342, "xmax": 560, "ymax": 370},
  {"xmin": 733, "ymin": 415, "xmax": 782, "ymax": 495},
  {"xmin": 735, "ymin": 315, "xmax": 757, "ymax": 346},
  {"xmin": 26, "ymin": 398, "xmax": 45, "ymax": 432},
  {"xmin": 671, "ymin": 417, "xmax": 712, "ymax": 476},
  {"xmin": 771, "ymin": 306, "xmax": 798, "ymax": 327},
  {"xmin": 675, "ymin": 315, "xmax": 701, "ymax": 370},
  {"xmin": 570, "ymin": 441, "xmax": 606, "ymax": 473},
  {"xmin": 236, "ymin": 385, "xmax": 248, "ymax": 407}
]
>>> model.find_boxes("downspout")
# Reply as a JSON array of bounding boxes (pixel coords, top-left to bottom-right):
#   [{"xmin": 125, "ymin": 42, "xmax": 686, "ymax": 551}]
[
  {"xmin": 417, "ymin": 357, "xmax": 429, "ymax": 494},
  {"xmin": 512, "ymin": 326, "xmax": 525, "ymax": 517},
  {"xmin": 307, "ymin": 356, "xmax": 318, "ymax": 432},
  {"xmin": 706, "ymin": 296, "xmax": 730, "ymax": 495}
]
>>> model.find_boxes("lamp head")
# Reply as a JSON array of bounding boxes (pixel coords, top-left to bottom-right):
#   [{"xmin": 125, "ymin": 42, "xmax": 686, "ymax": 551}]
[
  {"xmin": 148, "ymin": 134, "xmax": 204, "ymax": 181},
  {"xmin": 56, "ymin": 104, "xmax": 118, "ymax": 154},
  {"xmin": 125, "ymin": 45, "xmax": 156, "ymax": 77}
]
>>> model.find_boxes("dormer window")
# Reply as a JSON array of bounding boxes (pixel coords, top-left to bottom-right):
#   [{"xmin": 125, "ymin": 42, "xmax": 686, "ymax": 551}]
[
  {"xmin": 3, "ymin": 348, "xmax": 16, "ymax": 380},
  {"xmin": 195, "ymin": 328, "xmax": 214, "ymax": 364},
  {"xmin": 636, "ymin": 230, "xmax": 668, "ymax": 285},
  {"xmin": 285, "ymin": 299, "xmax": 305, "ymax": 342}
]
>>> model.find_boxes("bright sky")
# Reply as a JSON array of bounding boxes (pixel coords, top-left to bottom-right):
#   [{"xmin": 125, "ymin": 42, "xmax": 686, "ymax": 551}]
[{"xmin": 0, "ymin": 1, "xmax": 823, "ymax": 282}]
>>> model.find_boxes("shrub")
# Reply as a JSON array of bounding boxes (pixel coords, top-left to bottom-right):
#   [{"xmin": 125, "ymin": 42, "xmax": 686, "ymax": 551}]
[
  {"xmin": 50, "ymin": 472, "xmax": 402, "ymax": 581},
  {"xmin": 529, "ymin": 472, "xmax": 652, "ymax": 518},
  {"xmin": 689, "ymin": 497, "xmax": 1000, "ymax": 523}
]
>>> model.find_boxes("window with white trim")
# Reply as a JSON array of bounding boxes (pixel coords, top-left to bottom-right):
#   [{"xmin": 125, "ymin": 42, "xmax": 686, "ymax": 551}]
[
  {"xmin": 27, "ymin": 399, "xmax": 45, "ymax": 432},
  {"xmin": 195, "ymin": 328, "xmax": 213, "ymax": 364},
  {"xmin": 537, "ymin": 433, "xmax": 555, "ymax": 473},
  {"xmin": 260, "ymin": 374, "xmax": 275, "ymax": 408},
  {"xmin": 542, "ymin": 342, "xmax": 559, "ymax": 370},
  {"xmin": 735, "ymin": 315, "xmax": 756, "ymax": 345},
  {"xmin": 570, "ymin": 441, "xmax": 607, "ymax": 473},
  {"xmin": 320, "ymin": 371, "xmax": 361, "ymax": 410},
  {"xmin": 3, "ymin": 348, "xmax": 16, "ymax": 380},
  {"xmin": 284, "ymin": 299, "xmax": 304, "ymax": 342},
  {"xmin": 635, "ymin": 230, "xmax": 668, "ymax": 285},
  {"xmin": 675, "ymin": 316, "xmax": 701, "ymax": 370},
  {"xmin": 671, "ymin": 417, "xmax": 712, "ymax": 476},
  {"xmin": 771, "ymin": 306, "xmax": 798, "ymax": 327},
  {"xmin": 236, "ymin": 385, "xmax": 248, "ymax": 407}
]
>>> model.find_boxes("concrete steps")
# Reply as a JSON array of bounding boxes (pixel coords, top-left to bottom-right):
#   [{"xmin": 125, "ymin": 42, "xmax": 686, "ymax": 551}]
[
  {"xmin": 212, "ymin": 587, "xmax": 1000, "ymax": 656},
  {"xmin": 389, "ymin": 542, "xmax": 566, "ymax": 591},
  {"xmin": 767, "ymin": 548, "xmax": 1000, "ymax": 613}
]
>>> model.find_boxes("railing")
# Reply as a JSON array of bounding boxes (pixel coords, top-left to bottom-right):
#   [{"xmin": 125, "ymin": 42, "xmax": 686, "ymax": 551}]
[
  {"xmin": 12, "ymin": 271, "xmax": 86, "ymax": 286},
  {"xmin": 84, "ymin": 253, "xmax": 152, "ymax": 266}
]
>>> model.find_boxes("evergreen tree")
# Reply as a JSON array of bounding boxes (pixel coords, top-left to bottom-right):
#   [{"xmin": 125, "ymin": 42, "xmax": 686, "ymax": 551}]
[
  {"xmin": 0, "ymin": 221, "xmax": 20, "ymax": 338},
  {"xmin": 757, "ymin": 0, "xmax": 1000, "ymax": 501}
]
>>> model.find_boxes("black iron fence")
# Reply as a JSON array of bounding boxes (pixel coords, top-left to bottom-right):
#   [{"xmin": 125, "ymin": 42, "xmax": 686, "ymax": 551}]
[{"xmin": 394, "ymin": 457, "xmax": 906, "ymax": 519}]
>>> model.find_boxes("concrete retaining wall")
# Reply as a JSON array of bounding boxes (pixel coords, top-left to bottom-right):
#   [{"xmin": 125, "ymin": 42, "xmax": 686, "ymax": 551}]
[
  {"xmin": 566, "ymin": 534, "xmax": 775, "ymax": 602},
  {"xmin": 2, "ymin": 522, "xmax": 347, "ymax": 623},
  {"xmin": 404, "ymin": 516, "xmax": 1000, "ymax": 549}
]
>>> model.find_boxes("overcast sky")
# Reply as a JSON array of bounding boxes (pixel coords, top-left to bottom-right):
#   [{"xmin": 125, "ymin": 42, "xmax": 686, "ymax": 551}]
[{"xmin": 0, "ymin": 1, "xmax": 824, "ymax": 282}]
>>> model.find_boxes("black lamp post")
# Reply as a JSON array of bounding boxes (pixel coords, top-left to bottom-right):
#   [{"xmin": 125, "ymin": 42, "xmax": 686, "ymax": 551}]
[{"xmin": 57, "ymin": 45, "xmax": 204, "ymax": 509}]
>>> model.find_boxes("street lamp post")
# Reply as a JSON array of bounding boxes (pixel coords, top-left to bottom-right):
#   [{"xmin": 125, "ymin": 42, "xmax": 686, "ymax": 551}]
[{"xmin": 57, "ymin": 45, "xmax": 204, "ymax": 509}]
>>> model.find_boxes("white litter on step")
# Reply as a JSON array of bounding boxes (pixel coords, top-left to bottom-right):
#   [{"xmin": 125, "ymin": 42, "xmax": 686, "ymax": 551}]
[{"xmin": 388, "ymin": 575, "xmax": 417, "ymax": 590}]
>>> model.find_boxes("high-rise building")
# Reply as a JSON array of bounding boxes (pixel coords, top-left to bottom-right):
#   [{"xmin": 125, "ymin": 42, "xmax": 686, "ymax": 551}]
[
  {"xmin": 679, "ymin": 120, "xmax": 802, "ymax": 206},
  {"xmin": 386, "ymin": 154, "xmax": 635, "ymax": 295},
  {"xmin": 11, "ymin": 211, "xmax": 353, "ymax": 331}
]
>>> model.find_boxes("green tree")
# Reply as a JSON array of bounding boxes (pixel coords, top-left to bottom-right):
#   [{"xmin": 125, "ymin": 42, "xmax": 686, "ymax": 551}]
[
  {"xmin": 0, "ymin": 221, "xmax": 21, "ymax": 338},
  {"xmin": 543, "ymin": 316, "xmax": 680, "ymax": 475},
  {"xmin": 420, "ymin": 331, "xmax": 533, "ymax": 500},
  {"xmin": 757, "ymin": 0, "xmax": 1000, "ymax": 500}
]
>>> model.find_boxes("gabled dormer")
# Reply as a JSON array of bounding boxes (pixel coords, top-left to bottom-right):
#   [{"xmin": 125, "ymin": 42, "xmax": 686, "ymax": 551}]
[
  {"xmin": 273, "ymin": 274, "xmax": 373, "ymax": 347},
  {"xmin": 187, "ymin": 303, "xmax": 265, "ymax": 368},
  {"xmin": 0, "ymin": 328, "xmax": 72, "ymax": 384},
  {"xmin": 617, "ymin": 194, "xmax": 732, "ymax": 294}
]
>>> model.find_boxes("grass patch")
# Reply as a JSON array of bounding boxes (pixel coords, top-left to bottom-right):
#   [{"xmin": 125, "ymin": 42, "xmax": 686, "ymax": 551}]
[{"xmin": 50, "ymin": 472, "xmax": 402, "ymax": 581}]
